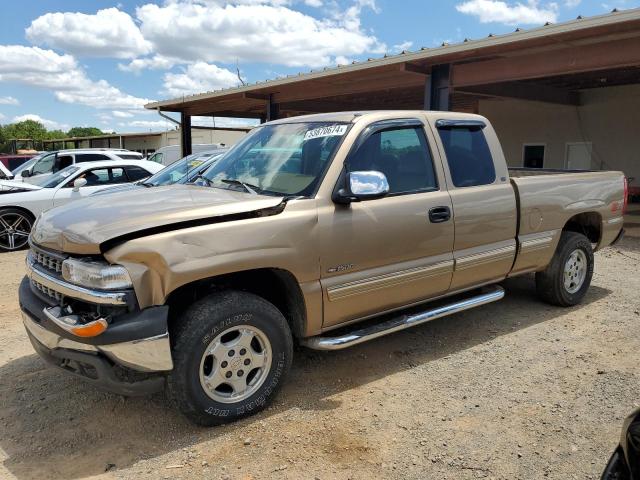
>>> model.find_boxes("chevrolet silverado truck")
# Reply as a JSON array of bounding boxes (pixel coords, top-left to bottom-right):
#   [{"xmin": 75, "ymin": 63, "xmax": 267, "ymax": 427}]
[{"xmin": 20, "ymin": 111, "xmax": 627, "ymax": 426}]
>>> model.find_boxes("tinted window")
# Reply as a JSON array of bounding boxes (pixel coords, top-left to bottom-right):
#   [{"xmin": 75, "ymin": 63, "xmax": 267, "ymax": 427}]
[
  {"xmin": 76, "ymin": 153, "xmax": 110, "ymax": 162},
  {"xmin": 124, "ymin": 166, "xmax": 151, "ymax": 181},
  {"xmin": 117, "ymin": 154, "xmax": 143, "ymax": 160},
  {"xmin": 56, "ymin": 155, "xmax": 73, "ymax": 171},
  {"xmin": 71, "ymin": 167, "xmax": 124, "ymax": 187},
  {"xmin": 347, "ymin": 126, "xmax": 437, "ymax": 195},
  {"xmin": 437, "ymin": 126, "xmax": 496, "ymax": 187},
  {"xmin": 149, "ymin": 152, "xmax": 163, "ymax": 164}
]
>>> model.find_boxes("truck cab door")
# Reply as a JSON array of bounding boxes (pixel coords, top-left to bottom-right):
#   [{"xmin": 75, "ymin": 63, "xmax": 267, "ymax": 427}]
[
  {"xmin": 431, "ymin": 119, "xmax": 517, "ymax": 291},
  {"xmin": 318, "ymin": 119, "xmax": 455, "ymax": 329}
]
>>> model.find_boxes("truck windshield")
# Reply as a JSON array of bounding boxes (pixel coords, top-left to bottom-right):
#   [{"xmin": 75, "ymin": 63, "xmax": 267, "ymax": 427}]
[{"xmin": 201, "ymin": 122, "xmax": 349, "ymax": 197}]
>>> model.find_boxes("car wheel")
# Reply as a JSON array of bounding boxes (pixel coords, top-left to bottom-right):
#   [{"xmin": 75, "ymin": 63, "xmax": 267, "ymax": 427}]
[
  {"xmin": 167, "ymin": 290, "xmax": 293, "ymax": 426},
  {"xmin": 0, "ymin": 208, "xmax": 33, "ymax": 252},
  {"xmin": 535, "ymin": 231, "xmax": 594, "ymax": 307}
]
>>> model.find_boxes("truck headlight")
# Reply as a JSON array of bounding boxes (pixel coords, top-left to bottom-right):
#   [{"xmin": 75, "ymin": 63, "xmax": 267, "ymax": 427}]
[{"xmin": 61, "ymin": 259, "xmax": 132, "ymax": 290}]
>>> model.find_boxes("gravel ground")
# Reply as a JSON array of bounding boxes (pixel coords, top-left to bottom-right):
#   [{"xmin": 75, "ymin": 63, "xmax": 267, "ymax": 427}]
[{"xmin": 0, "ymin": 226, "xmax": 638, "ymax": 480}]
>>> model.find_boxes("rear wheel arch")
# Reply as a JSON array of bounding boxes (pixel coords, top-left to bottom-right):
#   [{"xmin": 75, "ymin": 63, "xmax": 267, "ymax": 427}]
[
  {"xmin": 562, "ymin": 211, "xmax": 602, "ymax": 245},
  {"xmin": 166, "ymin": 268, "xmax": 307, "ymax": 340}
]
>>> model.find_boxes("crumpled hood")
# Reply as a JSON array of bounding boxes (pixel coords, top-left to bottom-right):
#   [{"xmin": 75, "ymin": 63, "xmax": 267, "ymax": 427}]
[{"xmin": 31, "ymin": 184, "xmax": 284, "ymax": 254}]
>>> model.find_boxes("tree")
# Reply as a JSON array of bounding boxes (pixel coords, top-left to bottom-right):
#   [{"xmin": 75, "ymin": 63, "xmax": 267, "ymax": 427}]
[
  {"xmin": 3, "ymin": 120, "xmax": 49, "ymax": 140},
  {"xmin": 66, "ymin": 127, "xmax": 104, "ymax": 138}
]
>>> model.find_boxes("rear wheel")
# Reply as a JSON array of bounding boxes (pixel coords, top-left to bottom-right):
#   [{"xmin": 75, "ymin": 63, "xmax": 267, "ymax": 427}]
[
  {"xmin": 535, "ymin": 231, "xmax": 594, "ymax": 307},
  {"xmin": 0, "ymin": 208, "xmax": 33, "ymax": 252},
  {"xmin": 168, "ymin": 290, "xmax": 293, "ymax": 426}
]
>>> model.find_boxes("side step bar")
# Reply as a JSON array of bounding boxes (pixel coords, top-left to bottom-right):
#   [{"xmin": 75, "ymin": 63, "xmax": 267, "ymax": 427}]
[{"xmin": 301, "ymin": 285, "xmax": 505, "ymax": 351}]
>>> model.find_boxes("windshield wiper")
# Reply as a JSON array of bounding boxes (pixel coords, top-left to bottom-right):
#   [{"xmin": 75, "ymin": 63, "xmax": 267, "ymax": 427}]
[{"xmin": 221, "ymin": 179, "xmax": 260, "ymax": 195}]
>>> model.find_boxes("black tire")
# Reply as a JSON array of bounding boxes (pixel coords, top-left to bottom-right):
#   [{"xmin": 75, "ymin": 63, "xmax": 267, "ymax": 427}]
[
  {"xmin": 167, "ymin": 290, "xmax": 293, "ymax": 426},
  {"xmin": 0, "ymin": 208, "xmax": 34, "ymax": 252},
  {"xmin": 535, "ymin": 231, "xmax": 594, "ymax": 307}
]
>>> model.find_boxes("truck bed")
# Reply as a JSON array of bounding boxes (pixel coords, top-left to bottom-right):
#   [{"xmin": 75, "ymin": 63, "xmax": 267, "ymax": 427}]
[{"xmin": 508, "ymin": 167, "xmax": 596, "ymax": 177}]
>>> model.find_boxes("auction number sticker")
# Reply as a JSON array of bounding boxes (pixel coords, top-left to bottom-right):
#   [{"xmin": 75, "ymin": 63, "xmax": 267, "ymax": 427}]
[{"xmin": 304, "ymin": 124, "xmax": 348, "ymax": 141}]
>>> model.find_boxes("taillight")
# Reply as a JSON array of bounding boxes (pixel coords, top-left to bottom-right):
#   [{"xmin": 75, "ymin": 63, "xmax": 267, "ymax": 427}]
[{"xmin": 623, "ymin": 176, "xmax": 629, "ymax": 215}]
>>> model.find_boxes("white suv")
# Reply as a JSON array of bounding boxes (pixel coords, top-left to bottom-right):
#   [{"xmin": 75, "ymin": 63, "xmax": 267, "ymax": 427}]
[{"xmin": 16, "ymin": 149, "xmax": 144, "ymax": 184}]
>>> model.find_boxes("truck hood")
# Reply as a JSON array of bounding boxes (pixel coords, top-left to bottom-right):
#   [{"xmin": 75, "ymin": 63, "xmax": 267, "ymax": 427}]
[{"xmin": 31, "ymin": 184, "xmax": 285, "ymax": 254}]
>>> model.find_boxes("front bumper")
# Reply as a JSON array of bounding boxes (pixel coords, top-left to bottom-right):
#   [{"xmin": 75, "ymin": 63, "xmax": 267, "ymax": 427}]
[{"xmin": 20, "ymin": 275, "xmax": 173, "ymax": 396}]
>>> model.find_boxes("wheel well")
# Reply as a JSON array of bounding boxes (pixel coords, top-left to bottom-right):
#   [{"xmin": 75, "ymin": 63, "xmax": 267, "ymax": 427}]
[
  {"xmin": 165, "ymin": 268, "xmax": 307, "ymax": 339},
  {"xmin": 0, "ymin": 206, "xmax": 36, "ymax": 222},
  {"xmin": 563, "ymin": 212, "xmax": 601, "ymax": 244}
]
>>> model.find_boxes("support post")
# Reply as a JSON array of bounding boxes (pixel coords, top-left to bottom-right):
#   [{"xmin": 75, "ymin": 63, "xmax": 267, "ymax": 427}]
[
  {"xmin": 266, "ymin": 94, "xmax": 279, "ymax": 121},
  {"xmin": 181, "ymin": 112, "xmax": 192, "ymax": 158},
  {"xmin": 428, "ymin": 64, "xmax": 451, "ymax": 111}
]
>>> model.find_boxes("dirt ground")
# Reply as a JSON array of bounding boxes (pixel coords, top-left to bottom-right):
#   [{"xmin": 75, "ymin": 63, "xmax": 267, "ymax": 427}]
[{"xmin": 0, "ymin": 219, "xmax": 639, "ymax": 480}]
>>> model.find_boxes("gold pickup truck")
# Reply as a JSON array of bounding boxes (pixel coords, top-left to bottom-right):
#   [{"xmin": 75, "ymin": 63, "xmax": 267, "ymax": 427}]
[{"xmin": 20, "ymin": 111, "xmax": 627, "ymax": 426}]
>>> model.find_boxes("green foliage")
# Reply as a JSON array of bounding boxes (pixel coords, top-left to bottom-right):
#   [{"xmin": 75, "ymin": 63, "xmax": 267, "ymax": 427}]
[
  {"xmin": 66, "ymin": 127, "xmax": 104, "ymax": 138},
  {"xmin": 0, "ymin": 121, "xmax": 107, "ymax": 152}
]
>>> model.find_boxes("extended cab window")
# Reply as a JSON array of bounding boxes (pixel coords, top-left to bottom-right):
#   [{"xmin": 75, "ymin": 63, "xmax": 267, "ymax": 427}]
[
  {"xmin": 348, "ymin": 126, "xmax": 437, "ymax": 195},
  {"xmin": 437, "ymin": 124, "xmax": 496, "ymax": 188}
]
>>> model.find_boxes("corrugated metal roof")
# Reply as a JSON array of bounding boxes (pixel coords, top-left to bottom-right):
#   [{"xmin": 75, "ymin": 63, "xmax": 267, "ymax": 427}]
[{"xmin": 146, "ymin": 7, "xmax": 640, "ymax": 110}]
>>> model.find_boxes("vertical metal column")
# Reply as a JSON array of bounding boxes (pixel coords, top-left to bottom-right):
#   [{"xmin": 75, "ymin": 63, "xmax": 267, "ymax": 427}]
[
  {"xmin": 181, "ymin": 112, "xmax": 192, "ymax": 157},
  {"xmin": 425, "ymin": 64, "xmax": 451, "ymax": 111},
  {"xmin": 266, "ymin": 94, "xmax": 279, "ymax": 121}
]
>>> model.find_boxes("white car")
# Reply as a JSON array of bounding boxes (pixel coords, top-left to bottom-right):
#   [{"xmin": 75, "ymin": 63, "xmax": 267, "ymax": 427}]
[
  {"xmin": 0, "ymin": 160, "xmax": 163, "ymax": 251},
  {"xmin": 15, "ymin": 149, "xmax": 144, "ymax": 184}
]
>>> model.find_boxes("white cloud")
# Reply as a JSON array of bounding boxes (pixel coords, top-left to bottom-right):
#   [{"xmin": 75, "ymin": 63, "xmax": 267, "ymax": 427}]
[
  {"xmin": 128, "ymin": 119, "xmax": 175, "ymax": 130},
  {"xmin": 118, "ymin": 55, "xmax": 175, "ymax": 74},
  {"xmin": 392, "ymin": 41, "xmax": 413, "ymax": 52},
  {"xmin": 0, "ymin": 45, "xmax": 153, "ymax": 110},
  {"xmin": 304, "ymin": 0, "xmax": 323, "ymax": 6},
  {"xmin": 112, "ymin": 110, "xmax": 135, "ymax": 118},
  {"xmin": 456, "ymin": 0, "xmax": 558, "ymax": 25},
  {"xmin": 0, "ymin": 96, "xmax": 19, "ymax": 105},
  {"xmin": 162, "ymin": 62, "xmax": 240, "ymax": 97},
  {"xmin": 134, "ymin": 0, "xmax": 383, "ymax": 68},
  {"xmin": 564, "ymin": 0, "xmax": 581, "ymax": 6},
  {"xmin": 26, "ymin": 7, "xmax": 151, "ymax": 59},
  {"xmin": 0, "ymin": 113, "xmax": 5, "ymax": 121},
  {"xmin": 12, "ymin": 114, "xmax": 70, "ymax": 131}
]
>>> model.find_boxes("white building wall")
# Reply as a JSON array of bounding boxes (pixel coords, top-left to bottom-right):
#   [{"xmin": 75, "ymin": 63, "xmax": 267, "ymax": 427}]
[{"xmin": 478, "ymin": 84, "xmax": 640, "ymax": 179}]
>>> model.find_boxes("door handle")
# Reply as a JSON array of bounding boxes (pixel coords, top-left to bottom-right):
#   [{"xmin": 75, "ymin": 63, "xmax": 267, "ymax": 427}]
[{"xmin": 428, "ymin": 206, "xmax": 451, "ymax": 223}]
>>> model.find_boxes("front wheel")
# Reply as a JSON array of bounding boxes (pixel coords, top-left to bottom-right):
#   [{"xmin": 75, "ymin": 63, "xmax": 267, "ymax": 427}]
[
  {"xmin": 535, "ymin": 231, "xmax": 594, "ymax": 307},
  {"xmin": 167, "ymin": 291, "xmax": 293, "ymax": 426},
  {"xmin": 0, "ymin": 208, "xmax": 33, "ymax": 252}
]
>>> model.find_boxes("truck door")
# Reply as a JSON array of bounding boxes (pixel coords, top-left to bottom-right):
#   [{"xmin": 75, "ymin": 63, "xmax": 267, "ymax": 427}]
[
  {"xmin": 319, "ymin": 119, "xmax": 455, "ymax": 328},
  {"xmin": 431, "ymin": 119, "xmax": 517, "ymax": 291}
]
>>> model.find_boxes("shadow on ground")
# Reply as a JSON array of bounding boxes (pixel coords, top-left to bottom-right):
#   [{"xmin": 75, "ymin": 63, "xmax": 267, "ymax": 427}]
[{"xmin": 0, "ymin": 272, "xmax": 613, "ymax": 480}]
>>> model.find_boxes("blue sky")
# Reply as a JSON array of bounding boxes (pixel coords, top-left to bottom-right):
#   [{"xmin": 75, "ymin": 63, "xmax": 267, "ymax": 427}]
[{"xmin": 0, "ymin": 0, "xmax": 637, "ymax": 134}]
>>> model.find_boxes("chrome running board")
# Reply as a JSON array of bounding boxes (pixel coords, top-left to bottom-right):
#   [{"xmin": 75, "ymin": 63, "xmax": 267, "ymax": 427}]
[{"xmin": 301, "ymin": 285, "xmax": 505, "ymax": 350}]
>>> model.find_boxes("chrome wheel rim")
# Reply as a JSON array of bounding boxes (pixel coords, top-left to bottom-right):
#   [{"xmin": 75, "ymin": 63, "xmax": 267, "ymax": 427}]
[
  {"xmin": 0, "ymin": 212, "xmax": 31, "ymax": 250},
  {"xmin": 199, "ymin": 324, "xmax": 272, "ymax": 404},
  {"xmin": 564, "ymin": 249, "xmax": 587, "ymax": 294}
]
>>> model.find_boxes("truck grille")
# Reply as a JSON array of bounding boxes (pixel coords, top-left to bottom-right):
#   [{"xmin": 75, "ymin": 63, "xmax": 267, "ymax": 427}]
[
  {"xmin": 31, "ymin": 278, "xmax": 62, "ymax": 302},
  {"xmin": 29, "ymin": 244, "xmax": 66, "ymax": 275}
]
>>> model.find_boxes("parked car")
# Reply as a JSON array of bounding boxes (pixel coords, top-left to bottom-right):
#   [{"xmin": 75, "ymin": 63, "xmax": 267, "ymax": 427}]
[
  {"xmin": 20, "ymin": 111, "xmax": 626, "ymax": 426},
  {"xmin": 0, "ymin": 162, "xmax": 14, "ymax": 180},
  {"xmin": 94, "ymin": 149, "xmax": 226, "ymax": 196},
  {"xmin": 147, "ymin": 144, "xmax": 227, "ymax": 166},
  {"xmin": 602, "ymin": 408, "xmax": 640, "ymax": 479},
  {"xmin": 0, "ymin": 153, "xmax": 36, "ymax": 171},
  {"xmin": 0, "ymin": 159, "xmax": 162, "ymax": 251},
  {"xmin": 15, "ymin": 149, "xmax": 144, "ymax": 184}
]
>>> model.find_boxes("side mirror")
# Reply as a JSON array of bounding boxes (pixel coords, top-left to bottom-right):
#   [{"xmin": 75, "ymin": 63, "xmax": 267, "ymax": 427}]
[
  {"xmin": 334, "ymin": 170, "xmax": 390, "ymax": 204},
  {"xmin": 21, "ymin": 170, "xmax": 31, "ymax": 178},
  {"xmin": 72, "ymin": 177, "xmax": 87, "ymax": 192}
]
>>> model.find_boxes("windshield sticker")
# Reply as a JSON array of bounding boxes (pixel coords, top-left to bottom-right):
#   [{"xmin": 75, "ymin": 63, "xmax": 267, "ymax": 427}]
[{"xmin": 303, "ymin": 125, "xmax": 348, "ymax": 141}]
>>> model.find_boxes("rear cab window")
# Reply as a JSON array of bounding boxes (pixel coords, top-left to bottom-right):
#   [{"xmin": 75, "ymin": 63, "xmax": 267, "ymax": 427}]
[{"xmin": 436, "ymin": 120, "xmax": 496, "ymax": 188}]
